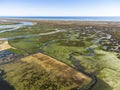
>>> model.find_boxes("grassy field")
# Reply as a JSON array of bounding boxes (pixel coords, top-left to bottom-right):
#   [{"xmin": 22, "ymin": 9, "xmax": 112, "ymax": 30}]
[
  {"xmin": 75, "ymin": 50, "xmax": 120, "ymax": 90},
  {"xmin": 42, "ymin": 43, "xmax": 87, "ymax": 66}
]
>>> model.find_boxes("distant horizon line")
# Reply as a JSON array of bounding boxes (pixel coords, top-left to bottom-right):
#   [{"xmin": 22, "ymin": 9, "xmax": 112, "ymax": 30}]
[
  {"xmin": 0, "ymin": 16, "xmax": 120, "ymax": 17},
  {"xmin": 1, "ymin": 16, "xmax": 120, "ymax": 21}
]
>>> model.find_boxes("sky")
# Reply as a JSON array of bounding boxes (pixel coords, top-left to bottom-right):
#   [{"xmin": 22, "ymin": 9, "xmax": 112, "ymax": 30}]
[{"xmin": 0, "ymin": 0, "xmax": 120, "ymax": 16}]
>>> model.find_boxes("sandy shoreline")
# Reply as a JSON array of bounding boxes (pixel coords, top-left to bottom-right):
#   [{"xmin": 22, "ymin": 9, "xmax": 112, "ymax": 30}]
[
  {"xmin": 1, "ymin": 18, "xmax": 120, "ymax": 25},
  {"xmin": 0, "ymin": 41, "xmax": 12, "ymax": 51}
]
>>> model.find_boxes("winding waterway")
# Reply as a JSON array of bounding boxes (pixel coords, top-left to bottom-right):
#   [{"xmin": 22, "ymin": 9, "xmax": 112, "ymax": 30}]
[
  {"xmin": 0, "ymin": 20, "xmax": 67, "ymax": 41},
  {"xmin": 0, "ymin": 21, "xmax": 33, "ymax": 33}
]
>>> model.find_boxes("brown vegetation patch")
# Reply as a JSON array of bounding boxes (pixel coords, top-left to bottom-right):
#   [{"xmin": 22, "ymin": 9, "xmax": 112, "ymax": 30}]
[{"xmin": 22, "ymin": 53, "xmax": 92, "ymax": 87}]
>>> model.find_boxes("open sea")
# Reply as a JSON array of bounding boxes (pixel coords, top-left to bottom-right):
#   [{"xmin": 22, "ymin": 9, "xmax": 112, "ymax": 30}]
[{"xmin": 0, "ymin": 16, "xmax": 120, "ymax": 21}]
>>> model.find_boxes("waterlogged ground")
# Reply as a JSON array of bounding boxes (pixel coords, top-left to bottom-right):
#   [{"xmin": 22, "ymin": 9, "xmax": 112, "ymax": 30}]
[{"xmin": 0, "ymin": 20, "xmax": 120, "ymax": 90}]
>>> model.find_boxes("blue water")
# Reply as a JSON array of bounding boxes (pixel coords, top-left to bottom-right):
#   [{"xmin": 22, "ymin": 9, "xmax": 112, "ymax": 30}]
[{"xmin": 1, "ymin": 16, "xmax": 120, "ymax": 21}]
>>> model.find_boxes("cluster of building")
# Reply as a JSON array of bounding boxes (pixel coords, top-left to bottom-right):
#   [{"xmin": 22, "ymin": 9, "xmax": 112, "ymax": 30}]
[
  {"xmin": 99, "ymin": 33, "xmax": 120, "ymax": 52},
  {"xmin": 77, "ymin": 26, "xmax": 120, "ymax": 53}
]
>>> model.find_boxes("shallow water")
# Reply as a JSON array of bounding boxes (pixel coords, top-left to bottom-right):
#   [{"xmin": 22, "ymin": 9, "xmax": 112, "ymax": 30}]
[{"xmin": 0, "ymin": 21, "xmax": 33, "ymax": 33}]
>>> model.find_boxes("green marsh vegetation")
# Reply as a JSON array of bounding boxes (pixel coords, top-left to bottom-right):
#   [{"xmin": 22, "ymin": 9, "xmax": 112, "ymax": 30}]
[
  {"xmin": 0, "ymin": 21, "xmax": 120, "ymax": 90},
  {"xmin": 0, "ymin": 22, "xmax": 56, "ymax": 38}
]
